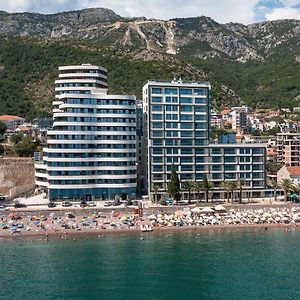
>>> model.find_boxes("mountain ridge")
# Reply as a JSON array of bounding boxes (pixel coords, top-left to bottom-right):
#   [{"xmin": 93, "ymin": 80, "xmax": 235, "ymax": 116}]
[{"xmin": 0, "ymin": 7, "xmax": 299, "ymax": 119}]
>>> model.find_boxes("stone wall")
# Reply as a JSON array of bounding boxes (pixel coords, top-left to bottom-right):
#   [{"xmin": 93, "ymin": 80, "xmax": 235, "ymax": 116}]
[{"xmin": 0, "ymin": 158, "xmax": 35, "ymax": 195}]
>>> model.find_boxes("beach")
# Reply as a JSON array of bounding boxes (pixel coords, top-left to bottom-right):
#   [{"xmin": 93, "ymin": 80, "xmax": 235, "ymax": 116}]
[{"xmin": 1, "ymin": 204, "xmax": 300, "ymax": 239}]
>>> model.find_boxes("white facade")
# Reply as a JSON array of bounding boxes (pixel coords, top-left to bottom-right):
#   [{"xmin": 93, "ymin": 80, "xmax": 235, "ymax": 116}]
[{"xmin": 35, "ymin": 64, "xmax": 137, "ymax": 201}]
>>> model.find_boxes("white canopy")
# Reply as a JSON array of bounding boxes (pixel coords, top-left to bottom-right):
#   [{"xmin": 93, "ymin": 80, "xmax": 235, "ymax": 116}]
[
  {"xmin": 214, "ymin": 205, "xmax": 226, "ymax": 212},
  {"xmin": 202, "ymin": 207, "xmax": 214, "ymax": 213}
]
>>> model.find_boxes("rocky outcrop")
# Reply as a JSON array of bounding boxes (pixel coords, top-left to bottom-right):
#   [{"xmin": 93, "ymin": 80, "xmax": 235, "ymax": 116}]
[{"xmin": 0, "ymin": 8, "xmax": 298, "ymax": 63}]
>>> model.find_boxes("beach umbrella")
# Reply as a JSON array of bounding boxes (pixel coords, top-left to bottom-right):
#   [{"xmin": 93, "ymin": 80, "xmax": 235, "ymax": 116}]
[
  {"xmin": 8, "ymin": 212, "xmax": 16, "ymax": 219},
  {"xmin": 191, "ymin": 207, "xmax": 201, "ymax": 213},
  {"xmin": 214, "ymin": 205, "xmax": 226, "ymax": 212},
  {"xmin": 202, "ymin": 207, "xmax": 214, "ymax": 213}
]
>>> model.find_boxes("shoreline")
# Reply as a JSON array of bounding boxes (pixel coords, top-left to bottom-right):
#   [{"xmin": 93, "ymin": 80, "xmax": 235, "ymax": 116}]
[{"xmin": 1, "ymin": 223, "xmax": 298, "ymax": 240}]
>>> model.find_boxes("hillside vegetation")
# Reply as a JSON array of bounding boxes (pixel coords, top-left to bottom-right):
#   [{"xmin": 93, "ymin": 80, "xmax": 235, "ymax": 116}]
[{"xmin": 0, "ymin": 8, "xmax": 299, "ymax": 119}]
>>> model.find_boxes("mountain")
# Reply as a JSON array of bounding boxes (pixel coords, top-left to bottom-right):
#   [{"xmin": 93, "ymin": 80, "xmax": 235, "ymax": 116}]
[{"xmin": 0, "ymin": 7, "xmax": 299, "ymax": 119}]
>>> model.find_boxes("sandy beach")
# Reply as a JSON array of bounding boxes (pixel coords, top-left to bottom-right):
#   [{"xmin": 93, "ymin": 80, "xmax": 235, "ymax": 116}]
[{"xmin": 1, "ymin": 204, "xmax": 300, "ymax": 239}]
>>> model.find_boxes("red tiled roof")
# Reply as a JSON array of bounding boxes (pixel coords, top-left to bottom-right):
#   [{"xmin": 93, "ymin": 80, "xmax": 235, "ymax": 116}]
[
  {"xmin": 0, "ymin": 115, "xmax": 24, "ymax": 121},
  {"xmin": 287, "ymin": 167, "xmax": 300, "ymax": 176}
]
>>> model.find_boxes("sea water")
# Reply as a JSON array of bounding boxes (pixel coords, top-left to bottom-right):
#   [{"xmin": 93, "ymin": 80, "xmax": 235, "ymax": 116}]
[{"xmin": 1, "ymin": 228, "xmax": 300, "ymax": 300}]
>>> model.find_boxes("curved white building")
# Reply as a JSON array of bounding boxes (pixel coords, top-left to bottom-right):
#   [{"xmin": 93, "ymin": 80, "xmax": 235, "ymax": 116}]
[{"xmin": 35, "ymin": 64, "xmax": 137, "ymax": 201}]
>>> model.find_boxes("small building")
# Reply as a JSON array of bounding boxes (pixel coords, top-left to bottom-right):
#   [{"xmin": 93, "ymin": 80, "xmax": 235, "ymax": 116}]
[
  {"xmin": 277, "ymin": 166, "xmax": 300, "ymax": 184},
  {"xmin": 0, "ymin": 115, "xmax": 25, "ymax": 131}
]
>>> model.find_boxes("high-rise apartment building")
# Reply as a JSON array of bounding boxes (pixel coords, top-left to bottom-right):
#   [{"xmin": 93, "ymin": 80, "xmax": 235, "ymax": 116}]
[
  {"xmin": 35, "ymin": 64, "xmax": 137, "ymax": 201},
  {"xmin": 276, "ymin": 133, "xmax": 300, "ymax": 166},
  {"xmin": 143, "ymin": 80, "xmax": 266, "ymax": 199},
  {"xmin": 143, "ymin": 80, "xmax": 211, "ymax": 193}
]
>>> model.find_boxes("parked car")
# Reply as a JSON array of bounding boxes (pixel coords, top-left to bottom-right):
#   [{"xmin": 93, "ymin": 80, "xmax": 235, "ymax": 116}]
[
  {"xmin": 0, "ymin": 194, "xmax": 5, "ymax": 201},
  {"xmin": 62, "ymin": 201, "xmax": 72, "ymax": 207},
  {"xmin": 14, "ymin": 203, "xmax": 27, "ymax": 208},
  {"xmin": 104, "ymin": 201, "xmax": 112, "ymax": 207},
  {"xmin": 48, "ymin": 202, "xmax": 57, "ymax": 208},
  {"xmin": 80, "ymin": 201, "xmax": 87, "ymax": 208},
  {"xmin": 87, "ymin": 201, "xmax": 96, "ymax": 207}
]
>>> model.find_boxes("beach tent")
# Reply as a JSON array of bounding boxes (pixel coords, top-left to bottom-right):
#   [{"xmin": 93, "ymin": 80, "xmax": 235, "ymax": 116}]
[
  {"xmin": 202, "ymin": 207, "xmax": 214, "ymax": 213},
  {"xmin": 191, "ymin": 207, "xmax": 201, "ymax": 213},
  {"xmin": 214, "ymin": 205, "xmax": 226, "ymax": 212}
]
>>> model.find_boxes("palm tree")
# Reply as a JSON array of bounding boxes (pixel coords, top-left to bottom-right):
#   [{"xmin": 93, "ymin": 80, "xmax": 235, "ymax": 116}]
[
  {"xmin": 281, "ymin": 179, "xmax": 293, "ymax": 203},
  {"xmin": 221, "ymin": 181, "xmax": 231, "ymax": 203},
  {"xmin": 194, "ymin": 181, "xmax": 203, "ymax": 202},
  {"xmin": 227, "ymin": 181, "xmax": 237, "ymax": 204},
  {"xmin": 238, "ymin": 179, "xmax": 246, "ymax": 204},
  {"xmin": 182, "ymin": 180, "xmax": 194, "ymax": 204},
  {"xmin": 270, "ymin": 179, "xmax": 279, "ymax": 202},
  {"xmin": 201, "ymin": 175, "xmax": 213, "ymax": 203},
  {"xmin": 152, "ymin": 185, "xmax": 160, "ymax": 203}
]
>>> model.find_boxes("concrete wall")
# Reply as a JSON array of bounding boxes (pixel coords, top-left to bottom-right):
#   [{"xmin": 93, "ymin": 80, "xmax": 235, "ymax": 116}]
[
  {"xmin": 0, "ymin": 157, "xmax": 35, "ymax": 195},
  {"xmin": 6, "ymin": 184, "xmax": 35, "ymax": 200}
]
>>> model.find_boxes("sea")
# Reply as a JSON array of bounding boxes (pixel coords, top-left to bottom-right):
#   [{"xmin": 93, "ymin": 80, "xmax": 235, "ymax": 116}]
[{"xmin": 1, "ymin": 228, "xmax": 300, "ymax": 300}]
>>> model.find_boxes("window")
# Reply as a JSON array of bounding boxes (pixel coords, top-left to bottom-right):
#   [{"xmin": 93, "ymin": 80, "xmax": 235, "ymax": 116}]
[
  {"xmin": 180, "ymin": 97, "xmax": 193, "ymax": 104},
  {"xmin": 195, "ymin": 106, "xmax": 206, "ymax": 113},
  {"xmin": 180, "ymin": 88, "xmax": 193, "ymax": 95},
  {"xmin": 153, "ymin": 157, "xmax": 163, "ymax": 163},
  {"xmin": 195, "ymin": 98, "xmax": 206, "ymax": 104},
  {"xmin": 152, "ymin": 131, "xmax": 163, "ymax": 138},
  {"xmin": 152, "ymin": 87, "xmax": 162, "ymax": 94},
  {"xmin": 194, "ymin": 89, "xmax": 207, "ymax": 95},
  {"xmin": 152, "ymin": 114, "xmax": 163, "ymax": 120},
  {"xmin": 166, "ymin": 96, "xmax": 178, "ymax": 103},
  {"xmin": 181, "ymin": 165, "xmax": 193, "ymax": 171},
  {"xmin": 165, "ymin": 88, "xmax": 177, "ymax": 94},
  {"xmin": 181, "ymin": 148, "xmax": 193, "ymax": 154},
  {"xmin": 152, "ymin": 105, "xmax": 163, "ymax": 112},
  {"xmin": 195, "ymin": 115, "xmax": 206, "ymax": 121},
  {"xmin": 181, "ymin": 123, "xmax": 193, "ymax": 129},
  {"xmin": 181, "ymin": 131, "xmax": 193, "ymax": 138},
  {"xmin": 152, "ymin": 122, "xmax": 163, "ymax": 129},
  {"xmin": 240, "ymin": 148, "xmax": 251, "ymax": 155},
  {"xmin": 152, "ymin": 148, "xmax": 163, "ymax": 155},
  {"xmin": 166, "ymin": 105, "xmax": 178, "ymax": 111},
  {"xmin": 181, "ymin": 157, "xmax": 193, "ymax": 163},
  {"xmin": 181, "ymin": 105, "xmax": 193, "ymax": 112},
  {"xmin": 151, "ymin": 96, "xmax": 162, "ymax": 103},
  {"xmin": 224, "ymin": 148, "xmax": 236, "ymax": 155},
  {"xmin": 180, "ymin": 114, "xmax": 193, "ymax": 121},
  {"xmin": 196, "ymin": 157, "xmax": 205, "ymax": 163},
  {"xmin": 153, "ymin": 139, "xmax": 163, "ymax": 146}
]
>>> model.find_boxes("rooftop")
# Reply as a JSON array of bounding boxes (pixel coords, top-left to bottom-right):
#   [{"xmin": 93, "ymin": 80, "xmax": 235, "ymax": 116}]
[
  {"xmin": 287, "ymin": 166, "xmax": 300, "ymax": 176},
  {"xmin": 0, "ymin": 115, "xmax": 24, "ymax": 121},
  {"xmin": 144, "ymin": 79, "xmax": 211, "ymax": 88}
]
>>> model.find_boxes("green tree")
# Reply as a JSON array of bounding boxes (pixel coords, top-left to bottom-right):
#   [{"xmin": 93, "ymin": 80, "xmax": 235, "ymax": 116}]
[
  {"xmin": 281, "ymin": 179, "xmax": 292, "ymax": 203},
  {"xmin": 194, "ymin": 181, "xmax": 203, "ymax": 202},
  {"xmin": 152, "ymin": 184, "xmax": 160, "ymax": 203},
  {"xmin": 270, "ymin": 179, "xmax": 279, "ymax": 202},
  {"xmin": 238, "ymin": 179, "xmax": 246, "ymax": 204},
  {"xmin": 10, "ymin": 132, "xmax": 23, "ymax": 144},
  {"xmin": 267, "ymin": 162, "xmax": 283, "ymax": 175},
  {"xmin": 167, "ymin": 164, "xmax": 181, "ymax": 204},
  {"xmin": 0, "ymin": 122, "xmax": 7, "ymax": 136},
  {"xmin": 200, "ymin": 175, "xmax": 213, "ymax": 203},
  {"xmin": 221, "ymin": 181, "xmax": 231, "ymax": 203},
  {"xmin": 182, "ymin": 180, "xmax": 194, "ymax": 204},
  {"xmin": 0, "ymin": 144, "xmax": 4, "ymax": 155},
  {"xmin": 14, "ymin": 136, "xmax": 37, "ymax": 157},
  {"xmin": 227, "ymin": 181, "xmax": 237, "ymax": 204}
]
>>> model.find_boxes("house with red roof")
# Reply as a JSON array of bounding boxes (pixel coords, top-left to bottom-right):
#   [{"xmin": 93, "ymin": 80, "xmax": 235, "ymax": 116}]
[
  {"xmin": 0, "ymin": 115, "xmax": 25, "ymax": 131},
  {"xmin": 277, "ymin": 166, "xmax": 300, "ymax": 185}
]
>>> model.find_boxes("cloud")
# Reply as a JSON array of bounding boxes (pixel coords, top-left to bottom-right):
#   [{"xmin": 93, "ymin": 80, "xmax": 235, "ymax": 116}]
[
  {"xmin": 266, "ymin": 6, "xmax": 300, "ymax": 19},
  {"xmin": 0, "ymin": 0, "xmax": 299, "ymax": 24}
]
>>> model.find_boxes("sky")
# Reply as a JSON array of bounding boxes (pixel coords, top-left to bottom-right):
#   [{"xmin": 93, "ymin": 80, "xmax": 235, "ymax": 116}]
[{"xmin": 0, "ymin": 0, "xmax": 299, "ymax": 24}]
